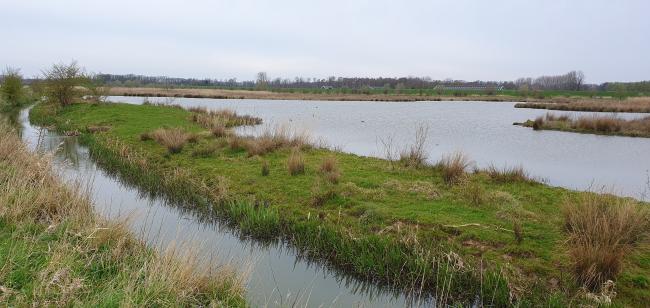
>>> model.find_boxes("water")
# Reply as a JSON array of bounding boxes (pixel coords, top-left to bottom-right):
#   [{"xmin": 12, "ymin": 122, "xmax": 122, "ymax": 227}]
[
  {"xmin": 16, "ymin": 108, "xmax": 431, "ymax": 307},
  {"xmin": 109, "ymin": 96, "xmax": 650, "ymax": 200}
]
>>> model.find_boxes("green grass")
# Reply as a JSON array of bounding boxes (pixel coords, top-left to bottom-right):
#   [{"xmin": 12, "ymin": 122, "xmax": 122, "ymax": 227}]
[{"xmin": 29, "ymin": 101, "xmax": 650, "ymax": 306}]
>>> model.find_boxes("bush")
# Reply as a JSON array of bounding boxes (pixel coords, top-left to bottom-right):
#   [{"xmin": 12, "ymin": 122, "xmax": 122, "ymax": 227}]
[
  {"xmin": 42, "ymin": 61, "xmax": 88, "ymax": 107},
  {"xmin": 1, "ymin": 67, "xmax": 24, "ymax": 106}
]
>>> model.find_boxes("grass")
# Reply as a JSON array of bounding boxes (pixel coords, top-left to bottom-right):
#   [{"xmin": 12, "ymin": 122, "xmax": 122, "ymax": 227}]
[
  {"xmin": 515, "ymin": 97, "xmax": 650, "ymax": 113},
  {"xmin": 28, "ymin": 101, "xmax": 650, "ymax": 306},
  {"xmin": 0, "ymin": 122, "xmax": 245, "ymax": 306},
  {"xmin": 520, "ymin": 113, "xmax": 650, "ymax": 138},
  {"xmin": 562, "ymin": 193, "xmax": 649, "ymax": 291}
]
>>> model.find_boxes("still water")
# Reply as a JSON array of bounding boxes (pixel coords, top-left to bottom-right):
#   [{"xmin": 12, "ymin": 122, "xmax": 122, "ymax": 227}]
[
  {"xmin": 17, "ymin": 107, "xmax": 431, "ymax": 307},
  {"xmin": 111, "ymin": 96, "xmax": 650, "ymax": 200}
]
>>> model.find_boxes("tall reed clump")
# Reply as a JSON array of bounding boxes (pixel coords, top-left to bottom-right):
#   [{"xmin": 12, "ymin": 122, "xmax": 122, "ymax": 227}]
[
  {"xmin": 562, "ymin": 193, "xmax": 650, "ymax": 290},
  {"xmin": 191, "ymin": 107, "xmax": 262, "ymax": 128},
  {"xmin": 438, "ymin": 152, "xmax": 472, "ymax": 185},
  {"xmin": 147, "ymin": 128, "xmax": 192, "ymax": 154},
  {"xmin": 0, "ymin": 124, "xmax": 246, "ymax": 306},
  {"xmin": 319, "ymin": 155, "xmax": 341, "ymax": 184},
  {"xmin": 399, "ymin": 124, "xmax": 429, "ymax": 168},
  {"xmin": 244, "ymin": 124, "xmax": 312, "ymax": 157},
  {"xmin": 486, "ymin": 164, "xmax": 533, "ymax": 183},
  {"xmin": 287, "ymin": 148, "xmax": 305, "ymax": 175}
]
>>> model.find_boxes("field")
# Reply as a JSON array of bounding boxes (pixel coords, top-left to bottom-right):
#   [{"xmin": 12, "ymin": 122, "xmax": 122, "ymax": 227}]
[
  {"xmin": 28, "ymin": 101, "xmax": 650, "ymax": 306},
  {"xmin": 0, "ymin": 122, "xmax": 246, "ymax": 306}
]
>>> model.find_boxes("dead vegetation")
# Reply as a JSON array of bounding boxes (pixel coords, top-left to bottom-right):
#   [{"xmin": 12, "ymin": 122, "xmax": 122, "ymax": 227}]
[
  {"xmin": 142, "ymin": 128, "xmax": 193, "ymax": 153},
  {"xmin": 516, "ymin": 97, "xmax": 650, "ymax": 113},
  {"xmin": 438, "ymin": 151, "xmax": 472, "ymax": 185}
]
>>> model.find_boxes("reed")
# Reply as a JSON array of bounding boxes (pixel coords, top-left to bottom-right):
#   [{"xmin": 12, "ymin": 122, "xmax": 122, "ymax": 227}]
[
  {"xmin": 486, "ymin": 164, "xmax": 532, "ymax": 183},
  {"xmin": 525, "ymin": 113, "xmax": 650, "ymax": 137}
]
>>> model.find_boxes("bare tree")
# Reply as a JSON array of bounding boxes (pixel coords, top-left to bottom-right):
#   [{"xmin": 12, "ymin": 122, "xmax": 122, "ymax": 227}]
[
  {"xmin": 43, "ymin": 61, "xmax": 88, "ymax": 107},
  {"xmin": 256, "ymin": 71, "xmax": 268, "ymax": 90}
]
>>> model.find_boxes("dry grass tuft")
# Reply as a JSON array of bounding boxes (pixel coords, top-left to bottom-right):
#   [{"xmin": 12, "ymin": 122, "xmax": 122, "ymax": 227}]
[
  {"xmin": 399, "ymin": 124, "xmax": 429, "ymax": 168},
  {"xmin": 261, "ymin": 160, "xmax": 270, "ymax": 176},
  {"xmin": 319, "ymin": 156, "xmax": 341, "ymax": 184},
  {"xmin": 148, "ymin": 128, "xmax": 192, "ymax": 154},
  {"xmin": 438, "ymin": 152, "xmax": 472, "ymax": 185},
  {"xmin": 562, "ymin": 193, "xmax": 650, "ymax": 290},
  {"xmin": 287, "ymin": 148, "xmax": 305, "ymax": 176},
  {"xmin": 486, "ymin": 164, "xmax": 533, "ymax": 183}
]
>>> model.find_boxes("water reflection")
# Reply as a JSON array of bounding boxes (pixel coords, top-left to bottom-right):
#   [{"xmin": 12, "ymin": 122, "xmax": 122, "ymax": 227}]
[{"xmin": 15, "ymin": 107, "xmax": 433, "ymax": 307}]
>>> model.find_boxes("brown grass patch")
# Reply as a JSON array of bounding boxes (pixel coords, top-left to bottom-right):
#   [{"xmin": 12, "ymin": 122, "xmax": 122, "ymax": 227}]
[
  {"xmin": 527, "ymin": 113, "xmax": 650, "ymax": 137},
  {"xmin": 562, "ymin": 193, "xmax": 650, "ymax": 290},
  {"xmin": 287, "ymin": 148, "xmax": 305, "ymax": 176},
  {"xmin": 148, "ymin": 128, "xmax": 192, "ymax": 153},
  {"xmin": 486, "ymin": 164, "xmax": 533, "ymax": 183},
  {"xmin": 438, "ymin": 152, "xmax": 472, "ymax": 185}
]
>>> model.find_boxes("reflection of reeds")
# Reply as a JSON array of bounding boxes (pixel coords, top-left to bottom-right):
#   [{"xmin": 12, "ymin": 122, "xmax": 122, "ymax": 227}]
[
  {"xmin": 562, "ymin": 193, "xmax": 649, "ymax": 290},
  {"xmin": 0, "ymin": 124, "xmax": 246, "ymax": 305}
]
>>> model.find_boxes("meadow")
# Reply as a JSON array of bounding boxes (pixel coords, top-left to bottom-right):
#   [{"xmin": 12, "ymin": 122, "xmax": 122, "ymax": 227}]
[{"xmin": 28, "ymin": 101, "xmax": 650, "ymax": 306}]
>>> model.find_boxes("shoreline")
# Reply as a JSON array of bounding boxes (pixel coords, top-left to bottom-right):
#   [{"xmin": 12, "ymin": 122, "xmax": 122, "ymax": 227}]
[{"xmin": 107, "ymin": 86, "xmax": 638, "ymax": 104}]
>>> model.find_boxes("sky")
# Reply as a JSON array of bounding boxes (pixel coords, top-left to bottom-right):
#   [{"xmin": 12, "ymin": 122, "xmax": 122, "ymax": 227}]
[{"xmin": 1, "ymin": 0, "xmax": 648, "ymax": 83}]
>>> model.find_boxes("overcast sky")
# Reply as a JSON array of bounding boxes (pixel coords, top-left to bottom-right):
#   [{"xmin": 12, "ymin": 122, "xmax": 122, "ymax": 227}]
[{"xmin": 1, "ymin": 0, "xmax": 648, "ymax": 83}]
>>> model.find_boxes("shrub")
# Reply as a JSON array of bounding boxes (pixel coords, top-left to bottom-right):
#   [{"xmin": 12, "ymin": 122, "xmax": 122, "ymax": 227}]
[
  {"xmin": 42, "ymin": 61, "xmax": 88, "ymax": 107},
  {"xmin": 1, "ymin": 67, "xmax": 24, "ymax": 106},
  {"xmin": 438, "ymin": 152, "xmax": 471, "ymax": 185},
  {"xmin": 562, "ymin": 194, "xmax": 650, "ymax": 290},
  {"xmin": 287, "ymin": 148, "xmax": 305, "ymax": 176}
]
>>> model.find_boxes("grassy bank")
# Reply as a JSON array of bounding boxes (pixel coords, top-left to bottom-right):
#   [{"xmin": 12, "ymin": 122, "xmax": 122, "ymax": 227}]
[
  {"xmin": 0, "ymin": 123, "xmax": 246, "ymax": 306},
  {"xmin": 109, "ymin": 86, "xmax": 649, "ymax": 104},
  {"xmin": 29, "ymin": 102, "xmax": 650, "ymax": 306},
  {"xmin": 515, "ymin": 97, "xmax": 650, "ymax": 113},
  {"xmin": 518, "ymin": 113, "xmax": 650, "ymax": 138}
]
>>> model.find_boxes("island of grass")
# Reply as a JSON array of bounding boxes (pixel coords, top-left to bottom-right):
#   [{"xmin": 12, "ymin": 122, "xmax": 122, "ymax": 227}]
[
  {"xmin": 29, "ymin": 101, "xmax": 650, "ymax": 306},
  {"xmin": 517, "ymin": 113, "xmax": 650, "ymax": 138},
  {"xmin": 0, "ymin": 123, "xmax": 245, "ymax": 306},
  {"xmin": 514, "ymin": 97, "xmax": 650, "ymax": 113}
]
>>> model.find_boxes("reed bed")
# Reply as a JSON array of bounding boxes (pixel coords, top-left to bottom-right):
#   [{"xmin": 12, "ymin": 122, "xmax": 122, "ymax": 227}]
[
  {"xmin": 515, "ymin": 97, "xmax": 650, "ymax": 113},
  {"xmin": 0, "ymin": 124, "xmax": 246, "ymax": 306},
  {"xmin": 527, "ymin": 113, "xmax": 650, "ymax": 137},
  {"xmin": 562, "ymin": 193, "xmax": 649, "ymax": 291}
]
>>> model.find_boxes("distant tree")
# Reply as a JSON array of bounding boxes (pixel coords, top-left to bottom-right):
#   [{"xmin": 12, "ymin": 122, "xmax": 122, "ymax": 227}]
[
  {"xmin": 1, "ymin": 67, "xmax": 24, "ymax": 106},
  {"xmin": 43, "ymin": 61, "xmax": 88, "ymax": 107},
  {"xmin": 256, "ymin": 72, "xmax": 268, "ymax": 90},
  {"xmin": 395, "ymin": 82, "xmax": 405, "ymax": 94}
]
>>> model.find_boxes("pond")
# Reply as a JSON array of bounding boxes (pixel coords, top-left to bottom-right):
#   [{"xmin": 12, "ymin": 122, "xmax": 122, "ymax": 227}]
[{"xmin": 111, "ymin": 96, "xmax": 650, "ymax": 200}]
